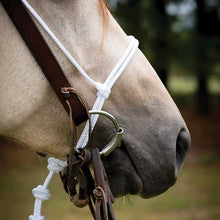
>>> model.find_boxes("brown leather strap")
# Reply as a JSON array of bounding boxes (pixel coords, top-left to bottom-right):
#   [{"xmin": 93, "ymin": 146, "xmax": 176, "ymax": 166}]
[
  {"xmin": 92, "ymin": 148, "xmax": 116, "ymax": 220},
  {"xmin": 1, "ymin": 0, "xmax": 88, "ymax": 125}
]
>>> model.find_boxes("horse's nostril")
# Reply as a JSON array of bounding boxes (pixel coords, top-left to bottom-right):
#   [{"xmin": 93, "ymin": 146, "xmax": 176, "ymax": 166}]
[{"xmin": 175, "ymin": 129, "xmax": 191, "ymax": 176}]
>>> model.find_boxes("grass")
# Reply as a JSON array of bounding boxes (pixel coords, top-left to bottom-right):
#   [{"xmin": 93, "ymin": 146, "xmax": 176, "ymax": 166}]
[{"xmin": 0, "ymin": 145, "xmax": 219, "ymax": 220}]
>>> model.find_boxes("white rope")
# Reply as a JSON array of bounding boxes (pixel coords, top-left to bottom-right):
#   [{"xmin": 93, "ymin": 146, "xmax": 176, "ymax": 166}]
[
  {"xmin": 29, "ymin": 158, "xmax": 67, "ymax": 220},
  {"xmin": 75, "ymin": 36, "xmax": 139, "ymax": 150},
  {"xmin": 21, "ymin": 0, "xmax": 139, "ymax": 151},
  {"xmin": 22, "ymin": 1, "xmax": 139, "ymax": 218}
]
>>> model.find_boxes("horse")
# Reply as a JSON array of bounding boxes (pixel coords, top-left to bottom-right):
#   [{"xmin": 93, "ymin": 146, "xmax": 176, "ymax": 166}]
[{"xmin": 0, "ymin": 0, "xmax": 190, "ymax": 202}]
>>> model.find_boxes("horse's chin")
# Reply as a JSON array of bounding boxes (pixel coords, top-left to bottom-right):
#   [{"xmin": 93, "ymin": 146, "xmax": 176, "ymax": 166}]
[{"xmin": 103, "ymin": 141, "xmax": 176, "ymax": 199}]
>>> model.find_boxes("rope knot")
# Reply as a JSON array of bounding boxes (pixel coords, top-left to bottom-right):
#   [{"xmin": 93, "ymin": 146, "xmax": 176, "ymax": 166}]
[
  {"xmin": 47, "ymin": 157, "xmax": 67, "ymax": 173},
  {"xmin": 29, "ymin": 215, "xmax": 45, "ymax": 220},
  {"xmin": 32, "ymin": 185, "xmax": 50, "ymax": 201},
  {"xmin": 96, "ymin": 82, "xmax": 111, "ymax": 99}
]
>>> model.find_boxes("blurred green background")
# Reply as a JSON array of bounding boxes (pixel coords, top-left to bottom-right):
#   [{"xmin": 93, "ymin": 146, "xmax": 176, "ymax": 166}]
[{"xmin": 0, "ymin": 0, "xmax": 219, "ymax": 219}]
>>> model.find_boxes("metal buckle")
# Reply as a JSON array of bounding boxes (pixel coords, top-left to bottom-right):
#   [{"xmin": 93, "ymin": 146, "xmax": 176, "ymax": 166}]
[{"xmin": 89, "ymin": 110, "xmax": 124, "ymax": 157}]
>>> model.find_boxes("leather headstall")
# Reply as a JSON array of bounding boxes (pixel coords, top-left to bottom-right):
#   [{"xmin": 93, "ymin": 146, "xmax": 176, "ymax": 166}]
[{"xmin": 1, "ymin": 0, "xmax": 88, "ymax": 126}]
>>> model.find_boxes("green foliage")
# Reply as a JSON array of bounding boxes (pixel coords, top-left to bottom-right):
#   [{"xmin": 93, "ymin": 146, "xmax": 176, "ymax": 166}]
[{"xmin": 111, "ymin": 0, "xmax": 220, "ymax": 82}]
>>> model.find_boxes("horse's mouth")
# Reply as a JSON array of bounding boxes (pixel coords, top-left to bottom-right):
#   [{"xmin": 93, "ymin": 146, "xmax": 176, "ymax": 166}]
[{"xmin": 102, "ymin": 141, "xmax": 143, "ymax": 197}]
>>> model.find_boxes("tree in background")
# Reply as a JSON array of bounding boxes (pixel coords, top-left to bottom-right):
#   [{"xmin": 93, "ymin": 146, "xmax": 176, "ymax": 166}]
[
  {"xmin": 153, "ymin": 0, "xmax": 169, "ymax": 86},
  {"xmin": 112, "ymin": 0, "xmax": 145, "ymax": 48},
  {"xmin": 194, "ymin": 0, "xmax": 220, "ymax": 114},
  {"xmin": 115, "ymin": 0, "xmax": 170, "ymax": 86}
]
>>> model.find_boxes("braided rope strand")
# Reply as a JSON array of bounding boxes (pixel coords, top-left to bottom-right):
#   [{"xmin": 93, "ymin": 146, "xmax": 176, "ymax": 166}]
[{"xmin": 29, "ymin": 158, "xmax": 67, "ymax": 220}]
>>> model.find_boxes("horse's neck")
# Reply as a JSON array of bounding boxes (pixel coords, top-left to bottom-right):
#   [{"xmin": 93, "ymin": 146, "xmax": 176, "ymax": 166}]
[{"xmin": 0, "ymin": 0, "xmax": 128, "ymax": 157}]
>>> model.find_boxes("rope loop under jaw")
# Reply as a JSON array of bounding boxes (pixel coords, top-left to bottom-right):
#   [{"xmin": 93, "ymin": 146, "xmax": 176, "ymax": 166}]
[{"xmin": 29, "ymin": 158, "xmax": 67, "ymax": 220}]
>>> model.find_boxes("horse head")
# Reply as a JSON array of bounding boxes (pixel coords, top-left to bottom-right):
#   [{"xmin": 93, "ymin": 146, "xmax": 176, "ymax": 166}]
[{"xmin": 0, "ymin": 0, "xmax": 190, "ymax": 199}]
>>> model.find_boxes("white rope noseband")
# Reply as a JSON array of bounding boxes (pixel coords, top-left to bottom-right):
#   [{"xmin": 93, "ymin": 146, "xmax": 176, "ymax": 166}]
[
  {"xmin": 21, "ymin": 0, "xmax": 139, "ymax": 219},
  {"xmin": 76, "ymin": 36, "xmax": 139, "ymax": 151}
]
